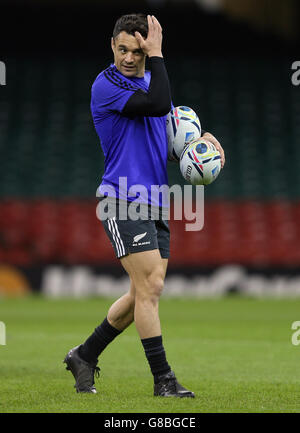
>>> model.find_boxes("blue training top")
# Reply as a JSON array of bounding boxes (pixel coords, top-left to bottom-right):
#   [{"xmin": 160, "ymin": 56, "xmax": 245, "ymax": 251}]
[{"xmin": 90, "ymin": 64, "xmax": 169, "ymax": 207}]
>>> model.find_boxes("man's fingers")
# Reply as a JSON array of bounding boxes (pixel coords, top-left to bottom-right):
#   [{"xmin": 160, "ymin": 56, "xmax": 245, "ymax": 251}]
[
  {"xmin": 151, "ymin": 16, "xmax": 162, "ymax": 37},
  {"xmin": 152, "ymin": 15, "xmax": 162, "ymax": 31},
  {"xmin": 134, "ymin": 31, "xmax": 144, "ymax": 46},
  {"xmin": 147, "ymin": 14, "xmax": 154, "ymax": 36},
  {"xmin": 202, "ymin": 132, "xmax": 225, "ymax": 168},
  {"xmin": 214, "ymin": 143, "xmax": 225, "ymax": 167},
  {"xmin": 209, "ymin": 139, "xmax": 225, "ymax": 167},
  {"xmin": 216, "ymin": 146, "xmax": 225, "ymax": 168},
  {"xmin": 147, "ymin": 15, "xmax": 162, "ymax": 38}
]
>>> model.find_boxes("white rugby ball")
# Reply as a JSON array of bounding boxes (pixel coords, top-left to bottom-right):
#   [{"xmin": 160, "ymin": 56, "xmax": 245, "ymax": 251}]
[
  {"xmin": 166, "ymin": 106, "xmax": 201, "ymax": 162},
  {"xmin": 180, "ymin": 138, "xmax": 221, "ymax": 185}
]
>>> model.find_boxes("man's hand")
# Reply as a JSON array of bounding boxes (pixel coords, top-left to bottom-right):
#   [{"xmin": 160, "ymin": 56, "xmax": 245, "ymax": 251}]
[
  {"xmin": 202, "ymin": 131, "xmax": 225, "ymax": 169},
  {"xmin": 135, "ymin": 15, "xmax": 163, "ymax": 58}
]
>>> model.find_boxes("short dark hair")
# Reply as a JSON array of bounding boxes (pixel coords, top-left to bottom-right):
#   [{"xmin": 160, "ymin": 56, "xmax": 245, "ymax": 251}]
[{"xmin": 113, "ymin": 13, "xmax": 148, "ymax": 39}]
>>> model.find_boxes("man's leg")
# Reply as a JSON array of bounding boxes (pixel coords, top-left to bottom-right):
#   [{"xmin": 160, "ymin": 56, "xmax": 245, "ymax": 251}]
[
  {"xmin": 107, "ymin": 279, "xmax": 136, "ymax": 330},
  {"xmin": 121, "ymin": 250, "xmax": 168, "ymax": 339},
  {"xmin": 121, "ymin": 250, "xmax": 172, "ymax": 381},
  {"xmin": 63, "ymin": 279, "xmax": 137, "ymax": 393},
  {"xmin": 121, "ymin": 250, "xmax": 194, "ymax": 397},
  {"xmin": 79, "ymin": 279, "xmax": 136, "ymax": 363},
  {"xmin": 79, "ymin": 253, "xmax": 167, "ymax": 362}
]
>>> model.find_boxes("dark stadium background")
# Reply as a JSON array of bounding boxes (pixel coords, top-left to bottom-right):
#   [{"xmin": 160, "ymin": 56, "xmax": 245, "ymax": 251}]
[{"xmin": 1, "ymin": 0, "xmax": 300, "ymax": 297}]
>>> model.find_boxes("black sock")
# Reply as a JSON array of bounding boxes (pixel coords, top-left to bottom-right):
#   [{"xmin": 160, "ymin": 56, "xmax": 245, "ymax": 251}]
[
  {"xmin": 141, "ymin": 335, "xmax": 171, "ymax": 383},
  {"xmin": 79, "ymin": 317, "xmax": 122, "ymax": 363}
]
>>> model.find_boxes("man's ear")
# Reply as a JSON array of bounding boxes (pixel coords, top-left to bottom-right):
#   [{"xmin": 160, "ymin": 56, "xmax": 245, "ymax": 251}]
[{"xmin": 111, "ymin": 37, "xmax": 115, "ymax": 52}]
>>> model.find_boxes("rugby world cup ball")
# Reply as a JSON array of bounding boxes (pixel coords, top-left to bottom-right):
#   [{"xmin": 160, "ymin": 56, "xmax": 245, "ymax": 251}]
[
  {"xmin": 180, "ymin": 138, "xmax": 221, "ymax": 185},
  {"xmin": 166, "ymin": 106, "xmax": 201, "ymax": 162}
]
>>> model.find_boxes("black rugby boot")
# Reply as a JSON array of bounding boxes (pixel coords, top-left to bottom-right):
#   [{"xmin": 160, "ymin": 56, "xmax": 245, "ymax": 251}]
[
  {"xmin": 154, "ymin": 370, "xmax": 195, "ymax": 398},
  {"xmin": 63, "ymin": 345, "xmax": 100, "ymax": 393}
]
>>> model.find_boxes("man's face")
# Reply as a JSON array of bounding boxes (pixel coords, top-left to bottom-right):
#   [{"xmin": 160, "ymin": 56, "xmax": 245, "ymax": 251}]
[{"xmin": 111, "ymin": 31, "xmax": 146, "ymax": 78}]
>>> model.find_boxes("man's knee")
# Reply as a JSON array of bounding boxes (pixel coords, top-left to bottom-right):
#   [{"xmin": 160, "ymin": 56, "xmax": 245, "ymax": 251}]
[
  {"xmin": 136, "ymin": 267, "xmax": 165, "ymax": 304},
  {"xmin": 127, "ymin": 292, "xmax": 136, "ymax": 311},
  {"xmin": 148, "ymin": 271, "xmax": 165, "ymax": 299}
]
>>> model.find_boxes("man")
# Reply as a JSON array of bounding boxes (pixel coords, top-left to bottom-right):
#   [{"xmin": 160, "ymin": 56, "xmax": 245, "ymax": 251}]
[{"xmin": 64, "ymin": 13, "xmax": 225, "ymax": 398}]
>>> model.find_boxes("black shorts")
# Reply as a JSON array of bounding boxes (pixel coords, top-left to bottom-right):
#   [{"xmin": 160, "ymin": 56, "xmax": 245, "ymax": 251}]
[{"xmin": 97, "ymin": 197, "xmax": 170, "ymax": 259}]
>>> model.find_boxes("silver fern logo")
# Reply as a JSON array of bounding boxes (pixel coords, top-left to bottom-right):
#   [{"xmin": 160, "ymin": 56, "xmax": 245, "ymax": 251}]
[
  {"xmin": 0, "ymin": 61, "xmax": 6, "ymax": 86},
  {"xmin": 133, "ymin": 232, "xmax": 147, "ymax": 243}
]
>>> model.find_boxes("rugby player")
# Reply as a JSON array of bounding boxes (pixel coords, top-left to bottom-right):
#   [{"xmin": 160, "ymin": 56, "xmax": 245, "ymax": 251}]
[{"xmin": 64, "ymin": 13, "xmax": 225, "ymax": 397}]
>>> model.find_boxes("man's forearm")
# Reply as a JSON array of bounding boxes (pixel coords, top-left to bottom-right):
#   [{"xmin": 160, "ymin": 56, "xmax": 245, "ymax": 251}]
[{"xmin": 122, "ymin": 57, "xmax": 172, "ymax": 117}]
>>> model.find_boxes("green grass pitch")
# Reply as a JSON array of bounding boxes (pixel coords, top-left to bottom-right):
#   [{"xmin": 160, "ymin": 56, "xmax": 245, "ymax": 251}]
[{"xmin": 0, "ymin": 295, "xmax": 300, "ymax": 413}]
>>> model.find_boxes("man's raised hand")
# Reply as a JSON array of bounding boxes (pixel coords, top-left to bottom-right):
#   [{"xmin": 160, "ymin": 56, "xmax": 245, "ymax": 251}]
[{"xmin": 135, "ymin": 15, "xmax": 163, "ymax": 58}]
